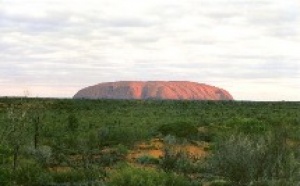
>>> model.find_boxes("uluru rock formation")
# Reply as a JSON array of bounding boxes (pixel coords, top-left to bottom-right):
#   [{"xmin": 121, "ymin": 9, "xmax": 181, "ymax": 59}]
[{"xmin": 73, "ymin": 81, "xmax": 233, "ymax": 100}]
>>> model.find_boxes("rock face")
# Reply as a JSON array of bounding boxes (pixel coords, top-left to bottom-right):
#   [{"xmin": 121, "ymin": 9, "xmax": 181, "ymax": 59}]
[{"xmin": 73, "ymin": 81, "xmax": 233, "ymax": 100}]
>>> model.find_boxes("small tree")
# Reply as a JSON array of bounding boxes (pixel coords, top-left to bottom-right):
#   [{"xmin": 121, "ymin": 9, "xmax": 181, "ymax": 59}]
[
  {"xmin": 6, "ymin": 106, "xmax": 30, "ymax": 171},
  {"xmin": 67, "ymin": 113, "xmax": 79, "ymax": 132}
]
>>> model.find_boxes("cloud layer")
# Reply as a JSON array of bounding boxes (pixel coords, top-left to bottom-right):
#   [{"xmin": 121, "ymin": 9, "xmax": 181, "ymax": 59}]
[{"xmin": 1, "ymin": 0, "xmax": 299, "ymax": 100}]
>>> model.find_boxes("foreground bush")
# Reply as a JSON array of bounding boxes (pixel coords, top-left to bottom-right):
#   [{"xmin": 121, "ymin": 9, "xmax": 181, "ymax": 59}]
[
  {"xmin": 207, "ymin": 130, "xmax": 300, "ymax": 185},
  {"xmin": 0, "ymin": 167, "xmax": 11, "ymax": 186},
  {"xmin": 159, "ymin": 146, "xmax": 200, "ymax": 175},
  {"xmin": 13, "ymin": 162, "xmax": 52, "ymax": 186},
  {"xmin": 107, "ymin": 165, "xmax": 194, "ymax": 186},
  {"xmin": 50, "ymin": 166, "xmax": 105, "ymax": 183}
]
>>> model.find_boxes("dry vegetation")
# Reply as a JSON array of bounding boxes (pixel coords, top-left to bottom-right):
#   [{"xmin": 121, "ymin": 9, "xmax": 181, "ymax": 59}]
[{"xmin": 0, "ymin": 98, "xmax": 299, "ymax": 185}]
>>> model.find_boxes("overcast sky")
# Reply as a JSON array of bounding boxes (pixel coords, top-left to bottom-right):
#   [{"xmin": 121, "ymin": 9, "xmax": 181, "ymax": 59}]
[{"xmin": 1, "ymin": 0, "xmax": 299, "ymax": 101}]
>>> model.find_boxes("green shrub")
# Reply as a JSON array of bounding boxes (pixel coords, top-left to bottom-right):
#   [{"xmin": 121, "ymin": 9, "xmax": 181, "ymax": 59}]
[
  {"xmin": 67, "ymin": 113, "xmax": 79, "ymax": 131},
  {"xmin": 158, "ymin": 122, "xmax": 198, "ymax": 139},
  {"xmin": 209, "ymin": 180, "xmax": 231, "ymax": 186},
  {"xmin": 14, "ymin": 162, "xmax": 53, "ymax": 186},
  {"xmin": 25, "ymin": 145, "xmax": 52, "ymax": 167},
  {"xmin": 0, "ymin": 145, "xmax": 11, "ymax": 165},
  {"xmin": 0, "ymin": 167, "xmax": 11, "ymax": 186},
  {"xmin": 159, "ymin": 144, "xmax": 200, "ymax": 175},
  {"xmin": 224, "ymin": 117, "xmax": 268, "ymax": 135},
  {"xmin": 98, "ymin": 126, "xmax": 149, "ymax": 147},
  {"xmin": 96, "ymin": 146, "xmax": 128, "ymax": 167},
  {"xmin": 136, "ymin": 155, "xmax": 160, "ymax": 165},
  {"xmin": 163, "ymin": 134, "xmax": 177, "ymax": 145},
  {"xmin": 160, "ymin": 146, "xmax": 182, "ymax": 172},
  {"xmin": 97, "ymin": 151, "xmax": 123, "ymax": 167},
  {"xmin": 206, "ymin": 130, "xmax": 300, "ymax": 185},
  {"xmin": 115, "ymin": 144, "xmax": 129, "ymax": 156},
  {"xmin": 107, "ymin": 165, "xmax": 192, "ymax": 186},
  {"xmin": 192, "ymin": 130, "xmax": 214, "ymax": 142},
  {"xmin": 51, "ymin": 169, "xmax": 85, "ymax": 183},
  {"xmin": 51, "ymin": 167, "xmax": 103, "ymax": 183}
]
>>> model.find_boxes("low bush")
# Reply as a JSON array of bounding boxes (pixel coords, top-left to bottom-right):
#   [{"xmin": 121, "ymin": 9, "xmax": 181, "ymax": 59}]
[
  {"xmin": 50, "ymin": 167, "xmax": 104, "ymax": 183},
  {"xmin": 13, "ymin": 162, "xmax": 52, "ymax": 186},
  {"xmin": 224, "ymin": 117, "xmax": 268, "ymax": 135},
  {"xmin": 159, "ymin": 145, "xmax": 200, "ymax": 175},
  {"xmin": 67, "ymin": 113, "xmax": 79, "ymax": 132},
  {"xmin": 107, "ymin": 165, "xmax": 193, "ymax": 186},
  {"xmin": 93, "ymin": 145, "xmax": 128, "ymax": 167},
  {"xmin": 206, "ymin": 129, "xmax": 300, "ymax": 185},
  {"xmin": 96, "ymin": 150, "xmax": 123, "ymax": 167},
  {"xmin": 157, "ymin": 122, "xmax": 198, "ymax": 139},
  {"xmin": 0, "ymin": 167, "xmax": 11, "ymax": 186},
  {"xmin": 25, "ymin": 145, "xmax": 52, "ymax": 167},
  {"xmin": 98, "ymin": 126, "xmax": 149, "ymax": 147},
  {"xmin": 136, "ymin": 155, "xmax": 160, "ymax": 165},
  {"xmin": 51, "ymin": 169, "xmax": 85, "ymax": 183}
]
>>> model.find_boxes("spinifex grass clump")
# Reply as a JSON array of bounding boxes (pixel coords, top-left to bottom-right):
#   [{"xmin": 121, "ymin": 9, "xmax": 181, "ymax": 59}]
[{"xmin": 207, "ymin": 127, "xmax": 300, "ymax": 185}]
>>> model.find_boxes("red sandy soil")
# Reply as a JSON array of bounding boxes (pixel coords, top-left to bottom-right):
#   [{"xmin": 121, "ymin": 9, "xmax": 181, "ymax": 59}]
[{"xmin": 127, "ymin": 138, "xmax": 209, "ymax": 161}]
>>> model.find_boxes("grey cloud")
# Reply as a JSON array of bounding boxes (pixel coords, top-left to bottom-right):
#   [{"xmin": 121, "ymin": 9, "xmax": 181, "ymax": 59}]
[
  {"xmin": 198, "ymin": 1, "xmax": 300, "ymax": 42},
  {"xmin": 260, "ymin": 60, "xmax": 299, "ymax": 76},
  {"xmin": 0, "ymin": 42, "xmax": 17, "ymax": 53},
  {"xmin": 0, "ymin": 10, "xmax": 72, "ymax": 33},
  {"xmin": 183, "ymin": 38, "xmax": 215, "ymax": 45},
  {"xmin": 102, "ymin": 17, "xmax": 157, "ymax": 28},
  {"xmin": 245, "ymin": 2, "xmax": 299, "ymax": 27},
  {"xmin": 249, "ymin": 12, "xmax": 298, "ymax": 26},
  {"xmin": 217, "ymin": 54, "xmax": 294, "ymax": 60},
  {"xmin": 149, "ymin": 4, "xmax": 186, "ymax": 19},
  {"xmin": 217, "ymin": 62, "xmax": 299, "ymax": 80},
  {"xmin": 197, "ymin": 0, "xmax": 271, "ymax": 19},
  {"xmin": 124, "ymin": 29, "xmax": 162, "ymax": 45},
  {"xmin": 270, "ymin": 27, "xmax": 299, "ymax": 38},
  {"xmin": 204, "ymin": 12, "xmax": 239, "ymax": 20},
  {"xmin": 200, "ymin": 0, "xmax": 271, "ymax": 6},
  {"xmin": 147, "ymin": 58, "xmax": 300, "ymax": 80}
]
